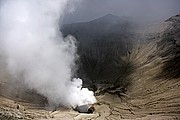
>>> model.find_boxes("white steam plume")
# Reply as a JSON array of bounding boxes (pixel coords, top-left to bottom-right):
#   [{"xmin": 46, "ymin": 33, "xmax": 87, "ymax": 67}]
[{"xmin": 0, "ymin": 0, "xmax": 96, "ymax": 108}]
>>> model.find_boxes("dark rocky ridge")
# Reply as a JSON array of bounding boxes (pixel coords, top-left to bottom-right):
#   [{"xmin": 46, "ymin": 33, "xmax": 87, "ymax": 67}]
[{"xmin": 61, "ymin": 14, "xmax": 135, "ymax": 44}]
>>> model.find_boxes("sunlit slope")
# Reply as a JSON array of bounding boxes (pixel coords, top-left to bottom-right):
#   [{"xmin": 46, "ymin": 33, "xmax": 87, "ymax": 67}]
[{"xmin": 126, "ymin": 14, "xmax": 180, "ymax": 116}]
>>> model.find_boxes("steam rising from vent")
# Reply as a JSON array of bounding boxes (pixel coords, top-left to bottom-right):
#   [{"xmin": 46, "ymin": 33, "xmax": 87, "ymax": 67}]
[{"xmin": 0, "ymin": 0, "xmax": 96, "ymax": 108}]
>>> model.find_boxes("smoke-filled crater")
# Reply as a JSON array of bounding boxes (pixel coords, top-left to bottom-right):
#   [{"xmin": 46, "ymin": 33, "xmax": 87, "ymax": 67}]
[{"xmin": 0, "ymin": 0, "xmax": 96, "ymax": 111}]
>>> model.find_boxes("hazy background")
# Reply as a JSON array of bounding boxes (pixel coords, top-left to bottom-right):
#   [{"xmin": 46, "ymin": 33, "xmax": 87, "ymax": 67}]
[{"xmin": 63, "ymin": 0, "xmax": 180, "ymax": 24}]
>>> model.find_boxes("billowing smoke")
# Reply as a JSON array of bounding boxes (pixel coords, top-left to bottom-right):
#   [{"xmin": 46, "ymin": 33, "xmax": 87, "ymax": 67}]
[{"xmin": 0, "ymin": 0, "xmax": 96, "ymax": 108}]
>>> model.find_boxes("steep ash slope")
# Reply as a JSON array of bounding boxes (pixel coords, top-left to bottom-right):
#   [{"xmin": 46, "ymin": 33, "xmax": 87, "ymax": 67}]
[
  {"xmin": 62, "ymin": 14, "xmax": 136, "ymax": 85},
  {"xmin": 124, "ymin": 14, "xmax": 180, "ymax": 118}
]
